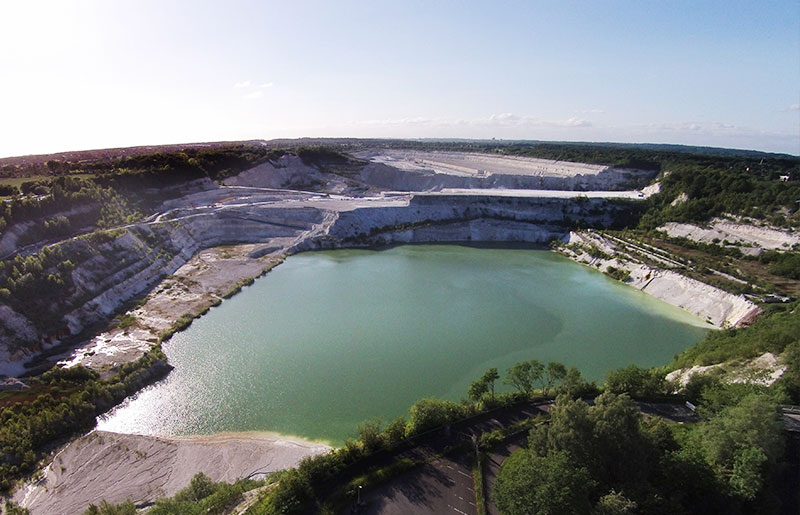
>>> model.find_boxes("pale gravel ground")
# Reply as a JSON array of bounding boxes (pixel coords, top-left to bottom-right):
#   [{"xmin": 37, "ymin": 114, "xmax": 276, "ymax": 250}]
[
  {"xmin": 357, "ymin": 149, "xmax": 611, "ymax": 177},
  {"xmin": 13, "ymin": 430, "xmax": 330, "ymax": 514},
  {"xmin": 660, "ymin": 218, "xmax": 800, "ymax": 250},
  {"xmin": 666, "ymin": 352, "xmax": 787, "ymax": 387}
]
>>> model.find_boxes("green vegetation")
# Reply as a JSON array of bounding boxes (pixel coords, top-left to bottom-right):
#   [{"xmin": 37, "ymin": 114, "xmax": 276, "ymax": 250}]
[
  {"xmin": 468, "ymin": 367, "xmax": 499, "ymax": 401},
  {"xmin": 81, "ymin": 473, "xmax": 264, "ymax": 515},
  {"xmin": 473, "ymin": 451, "xmax": 487, "ymax": 515},
  {"xmin": 670, "ymin": 301, "xmax": 799, "ymax": 372},
  {"xmin": 81, "ymin": 336, "xmax": 795, "ymax": 515},
  {"xmin": 0, "ymin": 348, "xmax": 169, "ymax": 493},
  {"xmin": 605, "ymin": 364, "xmax": 674, "ymax": 398},
  {"xmin": 604, "ymin": 265, "xmax": 631, "ymax": 282},
  {"xmin": 496, "ymin": 390, "xmax": 785, "ymax": 515},
  {"xmin": 759, "ymin": 250, "xmax": 800, "ymax": 280},
  {"xmin": 2, "ymin": 140, "xmax": 799, "ymax": 512},
  {"xmin": 3, "ymin": 501, "xmax": 30, "ymax": 515}
]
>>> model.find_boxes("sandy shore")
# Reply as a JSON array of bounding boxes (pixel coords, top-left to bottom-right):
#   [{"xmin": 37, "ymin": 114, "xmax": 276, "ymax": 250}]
[{"xmin": 13, "ymin": 430, "xmax": 330, "ymax": 514}]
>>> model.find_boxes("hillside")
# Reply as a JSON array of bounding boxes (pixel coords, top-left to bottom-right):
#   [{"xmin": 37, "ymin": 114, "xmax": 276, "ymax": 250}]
[{"xmin": 0, "ymin": 139, "xmax": 798, "ymax": 514}]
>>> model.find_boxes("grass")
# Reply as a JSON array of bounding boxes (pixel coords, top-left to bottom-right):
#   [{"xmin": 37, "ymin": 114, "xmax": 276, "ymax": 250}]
[{"xmin": 473, "ymin": 452, "xmax": 487, "ymax": 515}]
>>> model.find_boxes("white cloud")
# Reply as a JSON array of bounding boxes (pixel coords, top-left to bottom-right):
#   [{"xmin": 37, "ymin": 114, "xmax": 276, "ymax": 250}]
[
  {"xmin": 574, "ymin": 108, "xmax": 605, "ymax": 114},
  {"xmin": 234, "ymin": 80, "xmax": 252, "ymax": 88},
  {"xmin": 242, "ymin": 90, "xmax": 263, "ymax": 100},
  {"xmin": 787, "ymin": 104, "xmax": 800, "ymax": 111},
  {"xmin": 259, "ymin": 82, "xmax": 274, "ymax": 88}
]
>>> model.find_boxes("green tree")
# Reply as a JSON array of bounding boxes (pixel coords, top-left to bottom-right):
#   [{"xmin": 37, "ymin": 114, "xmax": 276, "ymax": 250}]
[
  {"xmin": 483, "ymin": 367, "xmax": 499, "ymax": 399},
  {"xmin": 605, "ymin": 365, "xmax": 666, "ymax": 398},
  {"xmin": 468, "ymin": 377, "xmax": 489, "ymax": 402},
  {"xmin": 382, "ymin": 416, "xmax": 408, "ymax": 446},
  {"xmin": 543, "ymin": 361, "xmax": 567, "ymax": 395},
  {"xmin": 592, "ymin": 490, "xmax": 637, "ymax": 515},
  {"xmin": 469, "ymin": 367, "xmax": 500, "ymax": 401},
  {"xmin": 83, "ymin": 500, "xmax": 137, "ymax": 515},
  {"xmin": 407, "ymin": 398, "xmax": 465, "ymax": 434},
  {"xmin": 493, "ymin": 450, "xmax": 593, "ymax": 515},
  {"xmin": 356, "ymin": 419, "xmax": 384, "ymax": 453},
  {"xmin": 4, "ymin": 501, "xmax": 31, "ymax": 515},
  {"xmin": 504, "ymin": 360, "xmax": 544, "ymax": 396},
  {"xmin": 688, "ymin": 393, "xmax": 783, "ymax": 499}
]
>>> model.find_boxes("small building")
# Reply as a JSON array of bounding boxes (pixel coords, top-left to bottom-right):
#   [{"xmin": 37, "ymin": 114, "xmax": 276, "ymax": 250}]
[{"xmin": 779, "ymin": 175, "xmax": 790, "ymax": 182}]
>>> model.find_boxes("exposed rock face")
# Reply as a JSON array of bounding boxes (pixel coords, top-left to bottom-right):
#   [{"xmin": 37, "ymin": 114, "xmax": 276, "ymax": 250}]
[
  {"xmin": 0, "ymin": 191, "xmax": 636, "ymax": 375},
  {"xmin": 304, "ymin": 194, "xmax": 632, "ymax": 250},
  {"xmin": 222, "ymin": 155, "xmax": 323, "ymax": 189},
  {"xmin": 660, "ymin": 218, "xmax": 800, "ymax": 253},
  {"xmin": 0, "ymin": 207, "xmax": 326, "ymax": 375},
  {"xmin": 562, "ymin": 231, "xmax": 761, "ymax": 328},
  {"xmin": 354, "ymin": 150, "xmax": 657, "ymax": 192},
  {"xmin": 357, "ymin": 161, "xmax": 652, "ymax": 192}
]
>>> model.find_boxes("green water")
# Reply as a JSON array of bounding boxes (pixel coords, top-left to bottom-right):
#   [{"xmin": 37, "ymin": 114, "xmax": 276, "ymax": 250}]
[{"xmin": 98, "ymin": 245, "xmax": 709, "ymax": 444}]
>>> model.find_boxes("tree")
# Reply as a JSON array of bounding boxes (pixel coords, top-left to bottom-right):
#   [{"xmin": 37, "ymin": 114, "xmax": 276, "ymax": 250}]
[
  {"xmin": 483, "ymin": 367, "xmax": 499, "ymax": 399},
  {"xmin": 356, "ymin": 419, "xmax": 384, "ymax": 453},
  {"xmin": 470, "ymin": 367, "xmax": 500, "ymax": 401},
  {"xmin": 468, "ymin": 377, "xmax": 489, "ymax": 402},
  {"xmin": 588, "ymin": 393, "xmax": 648, "ymax": 488},
  {"xmin": 605, "ymin": 365, "xmax": 666, "ymax": 398},
  {"xmin": 493, "ymin": 450, "xmax": 593, "ymax": 515},
  {"xmin": 383, "ymin": 417, "xmax": 407, "ymax": 446},
  {"xmin": 407, "ymin": 398, "xmax": 465, "ymax": 434},
  {"xmin": 4, "ymin": 501, "xmax": 31, "ymax": 515},
  {"xmin": 688, "ymin": 393, "xmax": 783, "ymax": 499},
  {"xmin": 83, "ymin": 500, "xmax": 137, "ymax": 515},
  {"xmin": 543, "ymin": 362, "xmax": 567, "ymax": 395},
  {"xmin": 557, "ymin": 366, "xmax": 595, "ymax": 398},
  {"xmin": 504, "ymin": 360, "xmax": 544, "ymax": 396},
  {"xmin": 592, "ymin": 490, "xmax": 637, "ymax": 515}
]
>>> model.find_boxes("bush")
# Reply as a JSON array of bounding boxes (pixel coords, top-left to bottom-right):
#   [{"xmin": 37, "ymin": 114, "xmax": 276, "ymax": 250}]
[
  {"xmin": 407, "ymin": 398, "xmax": 467, "ymax": 435},
  {"xmin": 605, "ymin": 365, "xmax": 670, "ymax": 398}
]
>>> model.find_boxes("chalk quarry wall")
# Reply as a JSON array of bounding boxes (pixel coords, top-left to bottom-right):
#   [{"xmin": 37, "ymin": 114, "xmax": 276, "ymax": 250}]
[
  {"xmin": 0, "ymin": 207, "xmax": 325, "ymax": 376},
  {"xmin": 1, "ymin": 195, "xmax": 633, "ymax": 375},
  {"xmin": 563, "ymin": 231, "xmax": 760, "ymax": 328},
  {"xmin": 357, "ymin": 162, "xmax": 654, "ymax": 192},
  {"xmin": 302, "ymin": 195, "xmax": 631, "ymax": 250}
]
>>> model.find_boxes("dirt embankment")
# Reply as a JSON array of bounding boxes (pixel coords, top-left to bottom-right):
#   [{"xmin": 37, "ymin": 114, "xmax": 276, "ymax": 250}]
[{"xmin": 13, "ymin": 430, "xmax": 330, "ymax": 514}]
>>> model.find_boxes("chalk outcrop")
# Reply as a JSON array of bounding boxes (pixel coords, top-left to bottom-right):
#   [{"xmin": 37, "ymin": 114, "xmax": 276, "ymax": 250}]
[
  {"xmin": 660, "ymin": 218, "xmax": 800, "ymax": 253},
  {"xmin": 562, "ymin": 231, "xmax": 761, "ymax": 328}
]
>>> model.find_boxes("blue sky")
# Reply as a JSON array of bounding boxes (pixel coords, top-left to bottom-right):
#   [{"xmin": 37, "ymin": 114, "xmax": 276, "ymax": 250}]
[{"xmin": 1, "ymin": 0, "xmax": 798, "ymax": 157}]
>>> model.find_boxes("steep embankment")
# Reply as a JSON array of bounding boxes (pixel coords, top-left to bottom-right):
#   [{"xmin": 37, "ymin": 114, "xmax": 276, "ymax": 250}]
[
  {"xmin": 0, "ymin": 206, "xmax": 325, "ymax": 376},
  {"xmin": 559, "ymin": 231, "xmax": 761, "ymax": 327},
  {"xmin": 303, "ymin": 194, "xmax": 636, "ymax": 250},
  {"xmin": 14, "ymin": 431, "xmax": 329, "ymax": 515},
  {"xmin": 1, "ymin": 188, "xmax": 641, "ymax": 376},
  {"xmin": 356, "ymin": 161, "xmax": 653, "ymax": 192}
]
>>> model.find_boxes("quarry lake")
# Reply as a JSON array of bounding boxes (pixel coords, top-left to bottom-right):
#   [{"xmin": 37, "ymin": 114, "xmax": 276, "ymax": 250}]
[{"xmin": 98, "ymin": 245, "xmax": 709, "ymax": 444}]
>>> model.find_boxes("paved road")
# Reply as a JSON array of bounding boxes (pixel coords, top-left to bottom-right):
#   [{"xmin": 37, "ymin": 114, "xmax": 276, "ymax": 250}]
[
  {"xmin": 336, "ymin": 400, "xmax": 696, "ymax": 514},
  {"xmin": 359, "ymin": 453, "xmax": 477, "ymax": 515}
]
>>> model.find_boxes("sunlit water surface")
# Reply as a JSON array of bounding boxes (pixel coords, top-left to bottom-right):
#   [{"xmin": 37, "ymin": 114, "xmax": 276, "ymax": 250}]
[{"xmin": 99, "ymin": 245, "xmax": 709, "ymax": 444}]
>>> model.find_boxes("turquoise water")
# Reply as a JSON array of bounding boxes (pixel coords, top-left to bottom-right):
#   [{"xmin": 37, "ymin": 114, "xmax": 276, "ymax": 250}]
[{"xmin": 99, "ymin": 245, "xmax": 709, "ymax": 444}]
